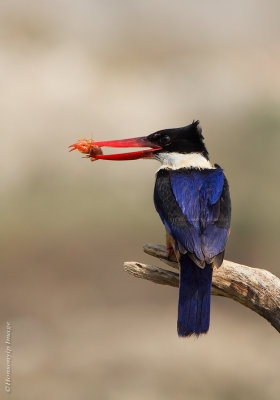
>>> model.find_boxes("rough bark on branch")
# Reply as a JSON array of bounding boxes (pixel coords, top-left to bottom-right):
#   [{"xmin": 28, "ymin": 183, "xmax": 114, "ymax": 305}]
[{"xmin": 123, "ymin": 244, "xmax": 280, "ymax": 333}]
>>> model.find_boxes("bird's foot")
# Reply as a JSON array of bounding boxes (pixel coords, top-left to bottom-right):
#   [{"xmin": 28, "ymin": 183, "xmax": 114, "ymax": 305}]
[{"xmin": 167, "ymin": 246, "xmax": 175, "ymax": 260}]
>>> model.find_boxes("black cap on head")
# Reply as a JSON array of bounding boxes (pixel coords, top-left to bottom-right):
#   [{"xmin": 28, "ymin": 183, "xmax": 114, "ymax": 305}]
[{"xmin": 147, "ymin": 120, "xmax": 209, "ymax": 159}]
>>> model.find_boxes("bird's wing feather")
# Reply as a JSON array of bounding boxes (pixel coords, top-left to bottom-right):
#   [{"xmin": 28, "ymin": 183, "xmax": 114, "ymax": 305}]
[
  {"xmin": 154, "ymin": 168, "xmax": 231, "ymax": 266},
  {"xmin": 154, "ymin": 169, "xmax": 204, "ymax": 259}
]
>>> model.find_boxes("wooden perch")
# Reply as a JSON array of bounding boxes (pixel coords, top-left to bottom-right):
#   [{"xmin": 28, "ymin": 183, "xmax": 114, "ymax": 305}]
[{"xmin": 123, "ymin": 244, "xmax": 280, "ymax": 333}]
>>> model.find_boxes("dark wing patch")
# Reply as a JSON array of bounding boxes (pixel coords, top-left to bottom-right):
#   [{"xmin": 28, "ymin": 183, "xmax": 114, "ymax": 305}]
[{"xmin": 154, "ymin": 169, "xmax": 204, "ymax": 261}]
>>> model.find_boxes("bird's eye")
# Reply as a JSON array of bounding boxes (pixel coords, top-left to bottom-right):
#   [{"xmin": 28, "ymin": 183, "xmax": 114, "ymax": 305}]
[{"xmin": 160, "ymin": 135, "xmax": 171, "ymax": 146}]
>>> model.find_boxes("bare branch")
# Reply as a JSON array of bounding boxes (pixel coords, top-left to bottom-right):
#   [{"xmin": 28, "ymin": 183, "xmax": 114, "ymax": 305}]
[{"xmin": 123, "ymin": 244, "xmax": 280, "ymax": 333}]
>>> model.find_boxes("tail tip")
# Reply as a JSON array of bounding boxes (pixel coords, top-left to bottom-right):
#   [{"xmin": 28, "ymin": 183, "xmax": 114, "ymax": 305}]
[{"xmin": 177, "ymin": 323, "xmax": 209, "ymax": 338}]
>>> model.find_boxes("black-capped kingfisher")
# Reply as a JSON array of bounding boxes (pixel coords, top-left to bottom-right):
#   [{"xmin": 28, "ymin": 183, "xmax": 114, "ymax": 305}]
[{"xmin": 70, "ymin": 121, "xmax": 231, "ymax": 337}]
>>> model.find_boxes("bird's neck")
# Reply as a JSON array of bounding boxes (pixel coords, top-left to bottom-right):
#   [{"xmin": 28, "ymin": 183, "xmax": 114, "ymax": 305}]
[{"xmin": 156, "ymin": 152, "xmax": 214, "ymax": 172}]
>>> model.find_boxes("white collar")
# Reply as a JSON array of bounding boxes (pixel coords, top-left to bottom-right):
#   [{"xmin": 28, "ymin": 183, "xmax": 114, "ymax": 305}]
[{"xmin": 156, "ymin": 152, "xmax": 214, "ymax": 172}]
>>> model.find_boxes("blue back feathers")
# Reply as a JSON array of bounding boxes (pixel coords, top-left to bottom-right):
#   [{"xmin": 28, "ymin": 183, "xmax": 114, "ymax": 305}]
[
  {"xmin": 154, "ymin": 168, "xmax": 230, "ymax": 264},
  {"xmin": 170, "ymin": 168, "xmax": 227, "ymax": 262}
]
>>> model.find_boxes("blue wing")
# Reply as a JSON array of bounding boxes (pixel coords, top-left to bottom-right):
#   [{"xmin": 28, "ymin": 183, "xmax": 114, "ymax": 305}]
[{"xmin": 154, "ymin": 168, "xmax": 231, "ymax": 267}]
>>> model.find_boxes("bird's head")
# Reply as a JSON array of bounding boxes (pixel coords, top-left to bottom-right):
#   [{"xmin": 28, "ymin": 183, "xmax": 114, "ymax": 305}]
[
  {"xmin": 69, "ymin": 121, "xmax": 209, "ymax": 165},
  {"xmin": 146, "ymin": 120, "xmax": 208, "ymax": 160}
]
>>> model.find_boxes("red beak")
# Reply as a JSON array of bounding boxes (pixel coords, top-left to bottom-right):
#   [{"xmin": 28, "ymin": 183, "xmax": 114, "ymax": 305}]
[{"xmin": 69, "ymin": 136, "xmax": 162, "ymax": 161}]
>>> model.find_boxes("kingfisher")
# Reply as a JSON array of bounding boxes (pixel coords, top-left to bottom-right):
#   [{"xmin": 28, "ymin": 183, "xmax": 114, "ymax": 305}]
[{"xmin": 70, "ymin": 121, "xmax": 231, "ymax": 337}]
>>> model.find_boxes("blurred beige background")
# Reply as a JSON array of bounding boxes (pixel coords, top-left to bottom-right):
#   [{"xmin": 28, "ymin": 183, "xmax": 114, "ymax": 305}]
[{"xmin": 0, "ymin": 0, "xmax": 280, "ymax": 399}]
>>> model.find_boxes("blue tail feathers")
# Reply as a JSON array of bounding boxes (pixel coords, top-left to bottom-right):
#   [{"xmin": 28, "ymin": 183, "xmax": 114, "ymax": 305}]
[{"xmin": 177, "ymin": 254, "xmax": 213, "ymax": 337}]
